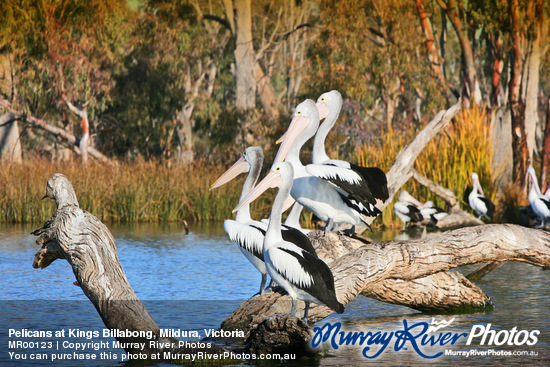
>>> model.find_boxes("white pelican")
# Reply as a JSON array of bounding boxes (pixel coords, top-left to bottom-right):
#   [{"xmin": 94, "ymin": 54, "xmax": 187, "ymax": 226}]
[
  {"xmin": 468, "ymin": 172, "xmax": 495, "ymax": 220},
  {"xmin": 211, "ymin": 147, "xmax": 315, "ymax": 296},
  {"xmin": 527, "ymin": 166, "xmax": 550, "ymax": 227},
  {"xmin": 234, "ymin": 161, "xmax": 344, "ymax": 322},
  {"xmin": 419, "ymin": 201, "xmax": 448, "ymax": 224},
  {"xmin": 284, "ymin": 202, "xmax": 310, "ymax": 234},
  {"xmin": 273, "ymin": 100, "xmax": 380, "ymax": 233},
  {"xmin": 314, "ymin": 90, "xmax": 389, "ymax": 204},
  {"xmin": 393, "ymin": 191, "xmax": 423, "ymax": 230}
]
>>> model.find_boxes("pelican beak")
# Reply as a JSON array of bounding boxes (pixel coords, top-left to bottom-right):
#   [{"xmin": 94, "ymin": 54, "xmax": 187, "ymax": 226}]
[
  {"xmin": 406, "ymin": 193, "xmax": 423, "ymax": 207},
  {"xmin": 282, "ymin": 195, "xmax": 295, "ymax": 213},
  {"xmin": 210, "ymin": 156, "xmax": 250, "ymax": 190},
  {"xmin": 233, "ymin": 170, "xmax": 282, "ymax": 213},
  {"xmin": 272, "ymin": 115, "xmax": 308, "ymax": 165},
  {"xmin": 276, "ymin": 132, "xmax": 285, "ymax": 145},
  {"xmin": 316, "ymin": 102, "xmax": 330, "ymax": 120},
  {"xmin": 474, "ymin": 176, "xmax": 484, "ymax": 196}
]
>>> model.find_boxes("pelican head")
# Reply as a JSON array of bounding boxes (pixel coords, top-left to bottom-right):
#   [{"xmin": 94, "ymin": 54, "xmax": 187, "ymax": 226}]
[
  {"xmin": 210, "ymin": 146, "xmax": 263, "ymax": 190},
  {"xmin": 316, "ymin": 90, "xmax": 342, "ymax": 120},
  {"xmin": 273, "ymin": 99, "xmax": 319, "ymax": 166}
]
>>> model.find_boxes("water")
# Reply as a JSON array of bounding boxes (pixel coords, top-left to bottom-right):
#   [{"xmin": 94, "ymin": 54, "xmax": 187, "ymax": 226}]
[{"xmin": 1, "ymin": 223, "xmax": 549, "ymax": 366}]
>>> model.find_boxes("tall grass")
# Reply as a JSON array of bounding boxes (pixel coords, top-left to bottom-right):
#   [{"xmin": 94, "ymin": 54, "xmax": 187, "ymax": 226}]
[
  {"xmin": 353, "ymin": 104, "xmax": 494, "ymax": 228},
  {"xmin": 1, "ymin": 105, "xmax": 495, "ymax": 227},
  {"xmin": 0, "ymin": 158, "xmax": 274, "ymax": 223}
]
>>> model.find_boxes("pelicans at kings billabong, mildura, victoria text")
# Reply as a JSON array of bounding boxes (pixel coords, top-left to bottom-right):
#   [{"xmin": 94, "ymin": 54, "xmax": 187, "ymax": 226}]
[
  {"xmin": 234, "ymin": 161, "xmax": 345, "ymax": 322},
  {"xmin": 273, "ymin": 99, "xmax": 385, "ymax": 233},
  {"xmin": 210, "ymin": 146, "xmax": 316, "ymax": 297}
]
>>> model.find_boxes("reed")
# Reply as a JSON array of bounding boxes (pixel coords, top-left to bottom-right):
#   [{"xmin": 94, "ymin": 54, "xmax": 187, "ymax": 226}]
[
  {"xmin": 0, "ymin": 105, "xmax": 495, "ymax": 228},
  {"xmin": 0, "ymin": 158, "xmax": 265, "ymax": 223},
  {"xmin": 353, "ymin": 104, "xmax": 494, "ymax": 229}
]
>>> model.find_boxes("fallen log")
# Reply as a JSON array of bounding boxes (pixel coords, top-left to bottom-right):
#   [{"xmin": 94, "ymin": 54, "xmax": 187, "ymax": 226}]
[{"xmin": 222, "ymin": 225, "xmax": 550, "ymax": 331}]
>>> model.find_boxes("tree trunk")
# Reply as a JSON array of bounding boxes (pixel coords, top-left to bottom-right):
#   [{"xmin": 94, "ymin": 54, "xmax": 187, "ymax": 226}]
[
  {"xmin": 541, "ymin": 99, "xmax": 550, "ymax": 192},
  {"xmin": 233, "ymin": 0, "xmax": 256, "ymax": 112},
  {"xmin": 490, "ymin": 34, "xmax": 503, "ymax": 108},
  {"xmin": 523, "ymin": 0, "xmax": 544, "ymax": 163},
  {"xmin": 0, "ymin": 112, "xmax": 22, "ymax": 163},
  {"xmin": 436, "ymin": 0, "xmax": 481, "ymax": 104},
  {"xmin": 509, "ymin": 0, "xmax": 529, "ymax": 192},
  {"xmin": 175, "ymin": 108, "xmax": 194, "ymax": 164}
]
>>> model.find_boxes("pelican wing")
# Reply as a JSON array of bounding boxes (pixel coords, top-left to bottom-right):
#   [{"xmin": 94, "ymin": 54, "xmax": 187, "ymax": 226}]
[
  {"xmin": 275, "ymin": 246, "xmax": 343, "ymax": 313},
  {"xmin": 224, "ymin": 220, "xmax": 265, "ymax": 261},
  {"xmin": 306, "ymin": 163, "xmax": 381, "ymax": 214}
]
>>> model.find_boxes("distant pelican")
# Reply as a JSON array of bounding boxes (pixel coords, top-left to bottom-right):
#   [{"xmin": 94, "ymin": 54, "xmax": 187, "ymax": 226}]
[
  {"xmin": 234, "ymin": 161, "xmax": 344, "ymax": 322},
  {"xmin": 468, "ymin": 172, "xmax": 495, "ymax": 220},
  {"xmin": 211, "ymin": 147, "xmax": 315, "ymax": 296},
  {"xmin": 393, "ymin": 191, "xmax": 423, "ymax": 230},
  {"xmin": 527, "ymin": 167, "xmax": 550, "ymax": 228},
  {"xmin": 420, "ymin": 201, "xmax": 448, "ymax": 224}
]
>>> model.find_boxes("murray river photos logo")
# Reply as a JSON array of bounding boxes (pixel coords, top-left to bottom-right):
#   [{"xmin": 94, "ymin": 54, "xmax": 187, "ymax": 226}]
[{"xmin": 310, "ymin": 318, "xmax": 540, "ymax": 359}]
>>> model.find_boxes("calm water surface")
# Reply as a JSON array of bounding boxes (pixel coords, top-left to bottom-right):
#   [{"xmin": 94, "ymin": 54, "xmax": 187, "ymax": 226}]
[{"xmin": 0, "ymin": 223, "xmax": 548, "ymax": 366}]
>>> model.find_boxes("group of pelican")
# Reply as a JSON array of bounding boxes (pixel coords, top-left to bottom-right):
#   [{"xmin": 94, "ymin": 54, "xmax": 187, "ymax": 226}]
[
  {"xmin": 393, "ymin": 191, "xmax": 448, "ymax": 230},
  {"xmin": 394, "ymin": 172, "xmax": 494, "ymax": 230},
  {"xmin": 210, "ymin": 90, "xmax": 389, "ymax": 322}
]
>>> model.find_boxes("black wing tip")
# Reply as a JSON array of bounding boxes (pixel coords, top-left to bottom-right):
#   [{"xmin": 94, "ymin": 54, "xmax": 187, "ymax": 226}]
[{"xmin": 334, "ymin": 302, "xmax": 345, "ymax": 314}]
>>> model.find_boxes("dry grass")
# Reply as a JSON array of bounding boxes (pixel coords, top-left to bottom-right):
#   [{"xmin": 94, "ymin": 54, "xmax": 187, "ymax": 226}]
[
  {"xmin": 0, "ymin": 158, "xmax": 261, "ymax": 223},
  {"xmin": 1, "ymin": 105, "xmax": 496, "ymax": 228}
]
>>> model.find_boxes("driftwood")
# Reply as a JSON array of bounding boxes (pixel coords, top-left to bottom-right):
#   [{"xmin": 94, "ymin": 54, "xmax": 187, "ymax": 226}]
[
  {"xmin": 32, "ymin": 174, "xmax": 226, "ymax": 361},
  {"xmin": 222, "ymin": 224, "xmax": 550, "ymax": 331},
  {"xmin": 370, "ymin": 101, "xmax": 461, "ymax": 222}
]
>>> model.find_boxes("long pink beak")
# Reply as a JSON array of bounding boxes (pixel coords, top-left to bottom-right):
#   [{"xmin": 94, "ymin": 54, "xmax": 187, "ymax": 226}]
[
  {"xmin": 473, "ymin": 176, "xmax": 484, "ymax": 196},
  {"xmin": 233, "ymin": 170, "xmax": 282, "ymax": 213},
  {"xmin": 404, "ymin": 192, "xmax": 422, "ymax": 207},
  {"xmin": 273, "ymin": 115, "xmax": 309, "ymax": 165},
  {"xmin": 210, "ymin": 156, "xmax": 249, "ymax": 190},
  {"xmin": 316, "ymin": 102, "xmax": 330, "ymax": 120}
]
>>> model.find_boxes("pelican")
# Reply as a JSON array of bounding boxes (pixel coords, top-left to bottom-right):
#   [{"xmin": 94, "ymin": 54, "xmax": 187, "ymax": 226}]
[
  {"xmin": 234, "ymin": 161, "xmax": 344, "ymax": 322},
  {"xmin": 419, "ymin": 201, "xmax": 448, "ymax": 224},
  {"xmin": 393, "ymin": 191, "xmax": 423, "ymax": 230},
  {"xmin": 313, "ymin": 90, "xmax": 389, "ymax": 204},
  {"xmin": 273, "ymin": 100, "xmax": 380, "ymax": 233},
  {"xmin": 468, "ymin": 172, "xmax": 495, "ymax": 220},
  {"xmin": 527, "ymin": 167, "xmax": 550, "ymax": 228},
  {"xmin": 284, "ymin": 202, "xmax": 310, "ymax": 234},
  {"xmin": 211, "ymin": 147, "xmax": 315, "ymax": 296}
]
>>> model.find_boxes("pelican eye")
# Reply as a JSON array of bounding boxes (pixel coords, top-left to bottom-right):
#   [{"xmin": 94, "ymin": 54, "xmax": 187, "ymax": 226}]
[{"xmin": 296, "ymin": 110, "xmax": 302, "ymax": 115}]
